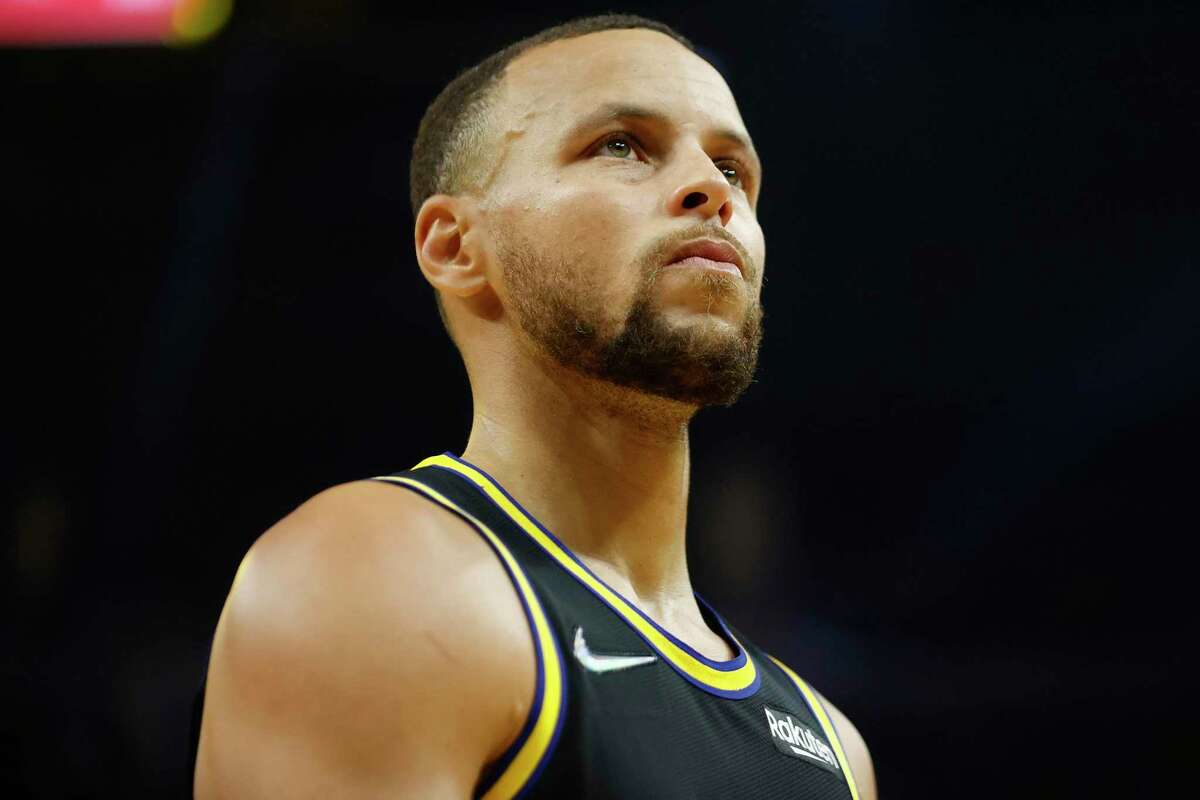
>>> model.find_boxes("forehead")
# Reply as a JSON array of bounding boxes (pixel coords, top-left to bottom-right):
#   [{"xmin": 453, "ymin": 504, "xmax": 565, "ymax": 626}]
[{"xmin": 497, "ymin": 28, "xmax": 750, "ymax": 145}]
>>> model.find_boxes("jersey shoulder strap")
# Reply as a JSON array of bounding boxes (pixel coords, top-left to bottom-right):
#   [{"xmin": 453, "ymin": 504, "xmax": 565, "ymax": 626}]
[
  {"xmin": 761, "ymin": 648, "xmax": 864, "ymax": 800},
  {"xmin": 370, "ymin": 457, "xmax": 568, "ymax": 800}
]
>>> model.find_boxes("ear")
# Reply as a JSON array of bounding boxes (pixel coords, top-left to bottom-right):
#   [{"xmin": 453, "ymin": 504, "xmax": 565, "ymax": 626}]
[{"xmin": 413, "ymin": 194, "xmax": 491, "ymax": 299}]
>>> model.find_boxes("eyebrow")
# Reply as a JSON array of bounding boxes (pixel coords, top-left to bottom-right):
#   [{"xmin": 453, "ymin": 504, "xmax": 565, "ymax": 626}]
[{"xmin": 564, "ymin": 102, "xmax": 762, "ymax": 174}]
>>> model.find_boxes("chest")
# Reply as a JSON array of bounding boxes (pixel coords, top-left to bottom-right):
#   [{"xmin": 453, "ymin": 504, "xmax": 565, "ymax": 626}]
[{"xmin": 526, "ymin": 628, "xmax": 855, "ymax": 800}]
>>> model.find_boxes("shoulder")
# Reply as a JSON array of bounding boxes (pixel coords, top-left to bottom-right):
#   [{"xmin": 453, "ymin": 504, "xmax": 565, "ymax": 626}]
[
  {"xmin": 195, "ymin": 479, "xmax": 536, "ymax": 798},
  {"xmin": 221, "ymin": 480, "xmax": 529, "ymax": 690},
  {"xmin": 237, "ymin": 478, "xmax": 501, "ymax": 608},
  {"xmin": 813, "ymin": 688, "xmax": 878, "ymax": 800}
]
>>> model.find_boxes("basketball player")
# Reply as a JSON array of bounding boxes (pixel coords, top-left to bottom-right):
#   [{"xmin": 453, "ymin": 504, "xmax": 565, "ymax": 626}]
[{"xmin": 193, "ymin": 14, "xmax": 877, "ymax": 799}]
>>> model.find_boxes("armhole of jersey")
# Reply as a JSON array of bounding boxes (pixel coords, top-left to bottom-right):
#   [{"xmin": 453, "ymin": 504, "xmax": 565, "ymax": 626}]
[
  {"xmin": 768, "ymin": 655, "xmax": 862, "ymax": 800},
  {"xmin": 372, "ymin": 474, "xmax": 567, "ymax": 800}
]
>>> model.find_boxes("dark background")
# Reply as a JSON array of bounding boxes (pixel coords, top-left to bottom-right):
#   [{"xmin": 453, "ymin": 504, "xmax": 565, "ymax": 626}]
[{"xmin": 5, "ymin": 0, "xmax": 1196, "ymax": 796}]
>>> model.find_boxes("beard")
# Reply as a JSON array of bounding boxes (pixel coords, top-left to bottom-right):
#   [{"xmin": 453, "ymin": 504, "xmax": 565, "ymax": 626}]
[{"xmin": 498, "ymin": 228, "xmax": 763, "ymax": 408}]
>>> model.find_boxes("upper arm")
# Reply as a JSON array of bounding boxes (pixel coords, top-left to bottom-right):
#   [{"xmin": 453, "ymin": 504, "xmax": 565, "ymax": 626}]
[
  {"xmin": 816, "ymin": 690, "xmax": 878, "ymax": 800},
  {"xmin": 194, "ymin": 481, "xmax": 536, "ymax": 799}
]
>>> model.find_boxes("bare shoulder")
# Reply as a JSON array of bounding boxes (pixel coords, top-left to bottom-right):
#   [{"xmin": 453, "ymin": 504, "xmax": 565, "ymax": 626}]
[
  {"xmin": 195, "ymin": 480, "xmax": 535, "ymax": 799},
  {"xmin": 814, "ymin": 688, "xmax": 878, "ymax": 800}
]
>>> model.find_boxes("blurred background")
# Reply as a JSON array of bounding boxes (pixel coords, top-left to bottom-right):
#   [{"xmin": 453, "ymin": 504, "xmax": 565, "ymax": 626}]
[{"xmin": 4, "ymin": 0, "xmax": 1196, "ymax": 796}]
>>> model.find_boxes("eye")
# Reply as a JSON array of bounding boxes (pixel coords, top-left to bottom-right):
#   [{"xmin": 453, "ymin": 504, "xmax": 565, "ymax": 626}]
[
  {"xmin": 716, "ymin": 159, "xmax": 749, "ymax": 189},
  {"xmin": 594, "ymin": 132, "xmax": 642, "ymax": 160}
]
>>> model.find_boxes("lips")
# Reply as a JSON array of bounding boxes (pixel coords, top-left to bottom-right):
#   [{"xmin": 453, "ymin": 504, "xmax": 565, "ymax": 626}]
[{"xmin": 665, "ymin": 239, "xmax": 744, "ymax": 276}]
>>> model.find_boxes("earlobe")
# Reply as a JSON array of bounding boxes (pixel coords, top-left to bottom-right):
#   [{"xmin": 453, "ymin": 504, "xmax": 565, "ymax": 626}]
[{"xmin": 414, "ymin": 195, "xmax": 490, "ymax": 298}]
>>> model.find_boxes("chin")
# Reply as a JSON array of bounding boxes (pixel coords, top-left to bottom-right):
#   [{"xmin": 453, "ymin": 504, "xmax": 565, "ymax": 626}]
[{"xmin": 656, "ymin": 304, "xmax": 753, "ymax": 336}]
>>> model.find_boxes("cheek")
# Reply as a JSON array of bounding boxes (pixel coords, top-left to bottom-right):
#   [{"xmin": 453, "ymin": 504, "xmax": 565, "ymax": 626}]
[
  {"xmin": 734, "ymin": 221, "xmax": 767, "ymax": 291},
  {"xmin": 755, "ymin": 233, "xmax": 767, "ymax": 289},
  {"xmin": 496, "ymin": 185, "xmax": 649, "ymax": 310}
]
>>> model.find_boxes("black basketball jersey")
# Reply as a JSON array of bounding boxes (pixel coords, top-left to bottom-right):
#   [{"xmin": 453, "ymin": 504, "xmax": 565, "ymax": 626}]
[{"xmin": 372, "ymin": 453, "xmax": 864, "ymax": 800}]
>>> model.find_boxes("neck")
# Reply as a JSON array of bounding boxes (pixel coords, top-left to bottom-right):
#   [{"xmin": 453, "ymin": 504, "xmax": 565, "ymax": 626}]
[{"xmin": 460, "ymin": 346, "xmax": 724, "ymax": 652}]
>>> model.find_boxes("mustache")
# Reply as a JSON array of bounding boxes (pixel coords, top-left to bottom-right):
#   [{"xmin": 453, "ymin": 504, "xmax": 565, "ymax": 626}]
[{"xmin": 645, "ymin": 224, "xmax": 755, "ymax": 280}]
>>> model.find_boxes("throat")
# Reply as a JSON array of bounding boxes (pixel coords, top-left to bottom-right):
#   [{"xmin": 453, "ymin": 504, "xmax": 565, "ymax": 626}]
[{"xmin": 584, "ymin": 556, "xmax": 738, "ymax": 663}]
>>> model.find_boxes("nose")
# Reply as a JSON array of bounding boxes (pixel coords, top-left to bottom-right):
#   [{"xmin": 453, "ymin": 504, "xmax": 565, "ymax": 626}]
[{"xmin": 665, "ymin": 151, "xmax": 734, "ymax": 227}]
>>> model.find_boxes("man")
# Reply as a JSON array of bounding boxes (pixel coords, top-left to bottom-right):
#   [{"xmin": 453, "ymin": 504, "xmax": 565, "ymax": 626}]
[{"xmin": 194, "ymin": 13, "xmax": 877, "ymax": 799}]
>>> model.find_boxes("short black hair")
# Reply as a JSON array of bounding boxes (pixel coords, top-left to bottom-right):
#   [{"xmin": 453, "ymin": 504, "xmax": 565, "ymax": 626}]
[
  {"xmin": 409, "ymin": 14, "xmax": 695, "ymax": 219},
  {"xmin": 409, "ymin": 14, "xmax": 696, "ymax": 341}
]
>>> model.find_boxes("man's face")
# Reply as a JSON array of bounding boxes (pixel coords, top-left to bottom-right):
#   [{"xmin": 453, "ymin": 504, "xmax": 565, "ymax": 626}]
[{"xmin": 479, "ymin": 28, "xmax": 766, "ymax": 407}]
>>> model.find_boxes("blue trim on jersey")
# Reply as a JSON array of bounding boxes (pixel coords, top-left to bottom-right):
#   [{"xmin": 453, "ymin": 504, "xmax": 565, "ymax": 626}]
[
  {"xmin": 374, "ymin": 477, "xmax": 568, "ymax": 799},
  {"xmin": 441, "ymin": 453, "xmax": 746, "ymax": 671},
  {"xmin": 516, "ymin": 636, "xmax": 568, "ymax": 800},
  {"xmin": 429, "ymin": 454, "xmax": 762, "ymax": 700}
]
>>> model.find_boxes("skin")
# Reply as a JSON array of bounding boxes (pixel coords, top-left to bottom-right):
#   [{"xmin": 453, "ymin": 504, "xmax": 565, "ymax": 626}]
[
  {"xmin": 196, "ymin": 28, "xmax": 876, "ymax": 799},
  {"xmin": 426, "ymin": 27, "xmax": 765, "ymax": 658}
]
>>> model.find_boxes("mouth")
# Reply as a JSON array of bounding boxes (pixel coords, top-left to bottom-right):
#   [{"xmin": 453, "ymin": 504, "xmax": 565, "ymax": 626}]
[{"xmin": 663, "ymin": 238, "xmax": 744, "ymax": 278}]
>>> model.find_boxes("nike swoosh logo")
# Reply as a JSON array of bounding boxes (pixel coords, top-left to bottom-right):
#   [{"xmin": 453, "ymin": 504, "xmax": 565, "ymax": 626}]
[{"xmin": 572, "ymin": 627, "xmax": 657, "ymax": 674}]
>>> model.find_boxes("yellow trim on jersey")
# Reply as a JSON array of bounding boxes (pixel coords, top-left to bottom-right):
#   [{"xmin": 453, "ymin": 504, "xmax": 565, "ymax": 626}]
[
  {"xmin": 414, "ymin": 454, "xmax": 758, "ymax": 695},
  {"xmin": 769, "ymin": 656, "xmax": 861, "ymax": 800},
  {"xmin": 373, "ymin": 475, "xmax": 563, "ymax": 800}
]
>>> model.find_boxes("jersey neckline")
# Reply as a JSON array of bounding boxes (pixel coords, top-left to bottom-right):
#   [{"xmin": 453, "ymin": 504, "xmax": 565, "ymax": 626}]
[{"xmin": 415, "ymin": 452, "xmax": 761, "ymax": 700}]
